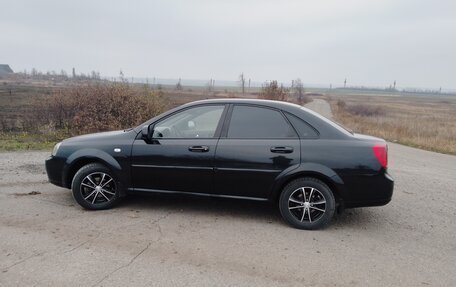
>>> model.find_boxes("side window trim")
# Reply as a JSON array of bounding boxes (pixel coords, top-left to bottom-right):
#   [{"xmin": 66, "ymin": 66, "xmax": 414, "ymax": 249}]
[
  {"xmin": 220, "ymin": 104, "xmax": 233, "ymax": 138},
  {"xmin": 222, "ymin": 104, "xmax": 298, "ymax": 139},
  {"xmin": 213, "ymin": 104, "xmax": 230, "ymax": 138},
  {"xmin": 150, "ymin": 104, "xmax": 228, "ymax": 139}
]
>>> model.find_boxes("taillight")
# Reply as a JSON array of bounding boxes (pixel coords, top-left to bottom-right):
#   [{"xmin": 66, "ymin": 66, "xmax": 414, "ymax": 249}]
[{"xmin": 372, "ymin": 143, "xmax": 388, "ymax": 169}]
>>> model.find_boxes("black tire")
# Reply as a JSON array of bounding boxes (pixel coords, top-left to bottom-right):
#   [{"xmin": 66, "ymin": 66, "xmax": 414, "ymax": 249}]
[
  {"xmin": 71, "ymin": 163, "xmax": 121, "ymax": 210},
  {"xmin": 279, "ymin": 177, "xmax": 335, "ymax": 230}
]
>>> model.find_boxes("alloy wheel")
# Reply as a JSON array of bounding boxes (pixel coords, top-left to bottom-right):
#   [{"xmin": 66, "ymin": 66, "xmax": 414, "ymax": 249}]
[
  {"xmin": 288, "ymin": 187, "xmax": 326, "ymax": 223},
  {"xmin": 80, "ymin": 172, "xmax": 116, "ymax": 205}
]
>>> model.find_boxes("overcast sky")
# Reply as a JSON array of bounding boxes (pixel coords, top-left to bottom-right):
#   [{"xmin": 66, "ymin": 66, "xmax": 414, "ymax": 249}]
[{"xmin": 1, "ymin": 0, "xmax": 455, "ymax": 89}]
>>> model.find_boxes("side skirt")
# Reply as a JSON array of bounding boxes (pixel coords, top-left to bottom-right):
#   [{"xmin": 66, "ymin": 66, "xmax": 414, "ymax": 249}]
[{"xmin": 128, "ymin": 188, "xmax": 269, "ymax": 202}]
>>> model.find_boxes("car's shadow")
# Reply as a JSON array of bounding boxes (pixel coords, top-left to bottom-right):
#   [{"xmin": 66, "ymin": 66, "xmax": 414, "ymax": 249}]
[
  {"xmin": 114, "ymin": 192, "xmax": 386, "ymax": 230},
  {"xmin": 119, "ymin": 192, "xmax": 278, "ymax": 221}
]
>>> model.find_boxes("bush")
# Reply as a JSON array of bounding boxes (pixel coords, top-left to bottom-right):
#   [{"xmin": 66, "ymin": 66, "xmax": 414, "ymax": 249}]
[
  {"xmin": 259, "ymin": 80, "xmax": 288, "ymax": 101},
  {"xmin": 32, "ymin": 82, "xmax": 167, "ymax": 135},
  {"xmin": 346, "ymin": 104, "xmax": 385, "ymax": 117},
  {"xmin": 336, "ymin": 99, "xmax": 346, "ymax": 109}
]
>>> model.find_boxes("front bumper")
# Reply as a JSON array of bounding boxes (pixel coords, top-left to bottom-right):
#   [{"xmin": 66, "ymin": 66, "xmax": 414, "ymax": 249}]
[{"xmin": 45, "ymin": 156, "xmax": 66, "ymax": 187}]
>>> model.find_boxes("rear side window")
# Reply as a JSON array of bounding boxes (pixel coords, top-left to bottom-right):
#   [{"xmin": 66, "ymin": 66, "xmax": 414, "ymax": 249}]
[
  {"xmin": 227, "ymin": 105, "xmax": 297, "ymax": 138},
  {"xmin": 285, "ymin": 113, "xmax": 319, "ymax": 138}
]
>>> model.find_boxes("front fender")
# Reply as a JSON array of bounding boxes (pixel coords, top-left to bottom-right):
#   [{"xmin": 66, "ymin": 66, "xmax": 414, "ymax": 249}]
[
  {"xmin": 63, "ymin": 148, "xmax": 123, "ymax": 187},
  {"xmin": 270, "ymin": 162, "xmax": 346, "ymax": 201}
]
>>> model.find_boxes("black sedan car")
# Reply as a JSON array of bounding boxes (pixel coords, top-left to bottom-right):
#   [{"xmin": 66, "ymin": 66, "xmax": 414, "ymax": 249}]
[{"xmin": 46, "ymin": 99, "xmax": 393, "ymax": 229}]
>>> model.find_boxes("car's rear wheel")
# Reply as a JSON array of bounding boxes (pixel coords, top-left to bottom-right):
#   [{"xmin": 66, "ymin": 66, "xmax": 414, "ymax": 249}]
[
  {"xmin": 71, "ymin": 163, "xmax": 120, "ymax": 210},
  {"xmin": 279, "ymin": 177, "xmax": 335, "ymax": 230}
]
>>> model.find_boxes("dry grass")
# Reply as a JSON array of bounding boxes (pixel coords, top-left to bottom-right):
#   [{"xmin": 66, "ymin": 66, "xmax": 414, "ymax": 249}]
[{"xmin": 329, "ymin": 94, "xmax": 456, "ymax": 155}]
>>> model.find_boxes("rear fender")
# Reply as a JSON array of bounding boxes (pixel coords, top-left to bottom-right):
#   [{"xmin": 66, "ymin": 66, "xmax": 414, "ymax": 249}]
[{"xmin": 270, "ymin": 162, "xmax": 346, "ymax": 201}]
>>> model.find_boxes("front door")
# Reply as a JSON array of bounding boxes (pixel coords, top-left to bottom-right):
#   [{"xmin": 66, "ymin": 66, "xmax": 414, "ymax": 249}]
[
  {"xmin": 131, "ymin": 104, "xmax": 226, "ymax": 194},
  {"xmin": 214, "ymin": 105, "xmax": 300, "ymax": 199}
]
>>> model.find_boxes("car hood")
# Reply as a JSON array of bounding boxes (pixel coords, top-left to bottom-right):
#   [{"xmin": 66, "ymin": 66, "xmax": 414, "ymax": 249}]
[{"xmin": 63, "ymin": 129, "xmax": 134, "ymax": 143}]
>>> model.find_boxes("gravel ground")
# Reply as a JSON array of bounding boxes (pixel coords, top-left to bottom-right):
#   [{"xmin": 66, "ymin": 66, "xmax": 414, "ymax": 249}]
[{"xmin": 0, "ymin": 100, "xmax": 455, "ymax": 286}]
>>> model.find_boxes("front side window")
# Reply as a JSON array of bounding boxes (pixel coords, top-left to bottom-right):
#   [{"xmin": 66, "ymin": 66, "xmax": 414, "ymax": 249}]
[
  {"xmin": 227, "ymin": 105, "xmax": 297, "ymax": 138},
  {"xmin": 153, "ymin": 105, "xmax": 225, "ymax": 138}
]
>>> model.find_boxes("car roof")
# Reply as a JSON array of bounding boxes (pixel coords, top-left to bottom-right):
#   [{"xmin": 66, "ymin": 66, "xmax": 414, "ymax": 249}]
[{"xmin": 185, "ymin": 98, "xmax": 302, "ymax": 110}]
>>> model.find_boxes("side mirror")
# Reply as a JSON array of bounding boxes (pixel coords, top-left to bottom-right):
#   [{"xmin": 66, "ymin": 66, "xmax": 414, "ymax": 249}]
[{"xmin": 141, "ymin": 125, "xmax": 151, "ymax": 140}]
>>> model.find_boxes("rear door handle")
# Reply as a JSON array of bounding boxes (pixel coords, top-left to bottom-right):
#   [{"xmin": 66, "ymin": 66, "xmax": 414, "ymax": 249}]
[
  {"xmin": 188, "ymin": 145, "xmax": 209, "ymax": 152},
  {"xmin": 270, "ymin": 146, "xmax": 294, "ymax": 154}
]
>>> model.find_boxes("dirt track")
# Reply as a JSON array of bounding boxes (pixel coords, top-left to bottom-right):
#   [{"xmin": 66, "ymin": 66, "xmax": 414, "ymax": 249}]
[{"xmin": 1, "ymin": 100, "xmax": 455, "ymax": 286}]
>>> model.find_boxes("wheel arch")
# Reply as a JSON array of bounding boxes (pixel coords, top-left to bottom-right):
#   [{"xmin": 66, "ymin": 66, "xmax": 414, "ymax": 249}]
[
  {"xmin": 63, "ymin": 149, "xmax": 123, "ymax": 189},
  {"xmin": 270, "ymin": 164, "xmax": 346, "ymax": 204}
]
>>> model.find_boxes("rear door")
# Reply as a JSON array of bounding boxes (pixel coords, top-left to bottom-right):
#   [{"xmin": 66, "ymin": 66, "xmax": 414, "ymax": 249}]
[
  {"xmin": 214, "ymin": 105, "xmax": 300, "ymax": 199},
  {"xmin": 131, "ymin": 104, "xmax": 227, "ymax": 194}
]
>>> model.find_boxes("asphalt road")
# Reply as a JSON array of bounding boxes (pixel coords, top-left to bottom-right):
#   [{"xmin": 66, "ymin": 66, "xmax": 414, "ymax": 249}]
[{"xmin": 1, "ymin": 100, "xmax": 455, "ymax": 286}]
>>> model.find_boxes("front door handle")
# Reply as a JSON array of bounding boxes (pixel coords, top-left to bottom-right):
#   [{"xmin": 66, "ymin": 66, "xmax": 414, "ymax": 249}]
[
  {"xmin": 270, "ymin": 146, "xmax": 294, "ymax": 154},
  {"xmin": 188, "ymin": 145, "xmax": 209, "ymax": 152}
]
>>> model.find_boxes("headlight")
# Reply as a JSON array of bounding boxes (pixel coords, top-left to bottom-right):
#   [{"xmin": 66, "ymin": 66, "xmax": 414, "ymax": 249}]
[{"xmin": 52, "ymin": 142, "xmax": 62, "ymax": 156}]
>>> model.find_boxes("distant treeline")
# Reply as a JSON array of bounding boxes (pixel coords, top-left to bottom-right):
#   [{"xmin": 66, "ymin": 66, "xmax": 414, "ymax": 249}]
[
  {"xmin": 333, "ymin": 86, "xmax": 455, "ymax": 96},
  {"xmin": 12, "ymin": 68, "xmax": 102, "ymax": 82}
]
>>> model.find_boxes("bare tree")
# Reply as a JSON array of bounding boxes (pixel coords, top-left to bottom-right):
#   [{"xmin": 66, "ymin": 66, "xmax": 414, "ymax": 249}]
[
  {"xmin": 239, "ymin": 73, "xmax": 246, "ymax": 95},
  {"xmin": 91, "ymin": 71, "xmax": 101, "ymax": 80},
  {"xmin": 292, "ymin": 78, "xmax": 304, "ymax": 97},
  {"xmin": 60, "ymin": 70, "xmax": 68, "ymax": 80},
  {"xmin": 176, "ymin": 78, "xmax": 183, "ymax": 90},
  {"xmin": 207, "ymin": 78, "xmax": 214, "ymax": 92},
  {"xmin": 291, "ymin": 78, "xmax": 308, "ymax": 105}
]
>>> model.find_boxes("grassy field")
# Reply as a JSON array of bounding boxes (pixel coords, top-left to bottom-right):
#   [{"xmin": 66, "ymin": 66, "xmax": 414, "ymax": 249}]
[
  {"xmin": 1, "ymin": 77, "xmax": 455, "ymax": 155},
  {"xmin": 327, "ymin": 93, "xmax": 456, "ymax": 155},
  {"xmin": 0, "ymin": 132, "xmax": 58, "ymax": 150}
]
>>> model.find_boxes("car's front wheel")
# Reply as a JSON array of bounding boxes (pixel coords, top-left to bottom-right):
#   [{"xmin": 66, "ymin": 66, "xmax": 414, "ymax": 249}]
[
  {"xmin": 71, "ymin": 163, "xmax": 121, "ymax": 210},
  {"xmin": 279, "ymin": 177, "xmax": 335, "ymax": 230}
]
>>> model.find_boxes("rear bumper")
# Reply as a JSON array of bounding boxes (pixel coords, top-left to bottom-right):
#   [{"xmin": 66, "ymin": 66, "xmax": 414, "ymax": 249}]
[
  {"xmin": 45, "ymin": 156, "xmax": 66, "ymax": 187},
  {"xmin": 344, "ymin": 171, "xmax": 394, "ymax": 208}
]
